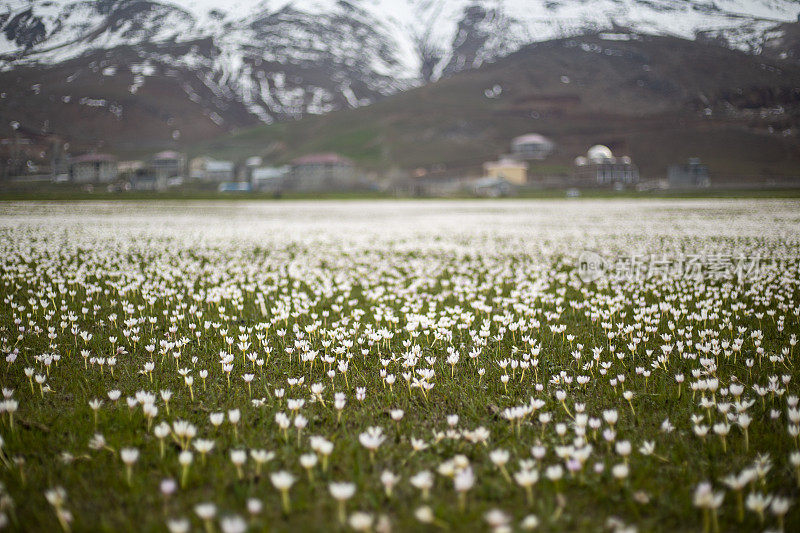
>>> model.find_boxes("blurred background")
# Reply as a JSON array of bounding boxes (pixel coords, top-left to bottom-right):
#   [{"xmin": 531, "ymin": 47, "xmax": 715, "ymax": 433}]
[{"xmin": 2, "ymin": 0, "xmax": 800, "ymax": 198}]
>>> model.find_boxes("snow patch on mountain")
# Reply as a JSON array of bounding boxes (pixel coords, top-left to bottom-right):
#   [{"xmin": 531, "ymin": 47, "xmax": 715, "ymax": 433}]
[{"xmin": 1, "ymin": 0, "xmax": 799, "ymax": 126}]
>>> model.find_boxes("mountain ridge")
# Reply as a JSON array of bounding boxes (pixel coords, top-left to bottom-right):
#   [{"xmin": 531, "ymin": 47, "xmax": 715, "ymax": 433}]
[{"xmin": 2, "ymin": 0, "xmax": 800, "ymax": 132}]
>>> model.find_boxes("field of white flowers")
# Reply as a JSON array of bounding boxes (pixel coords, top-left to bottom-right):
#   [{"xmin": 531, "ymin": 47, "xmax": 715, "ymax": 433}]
[{"xmin": 0, "ymin": 199, "xmax": 799, "ymax": 532}]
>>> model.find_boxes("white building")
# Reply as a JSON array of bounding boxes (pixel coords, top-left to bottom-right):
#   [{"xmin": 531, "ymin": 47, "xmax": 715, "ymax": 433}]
[
  {"xmin": 510, "ymin": 133, "xmax": 555, "ymax": 160},
  {"xmin": 69, "ymin": 154, "xmax": 118, "ymax": 183},
  {"xmin": 251, "ymin": 166, "xmax": 289, "ymax": 191},
  {"xmin": 189, "ymin": 157, "xmax": 235, "ymax": 181},
  {"xmin": 573, "ymin": 145, "xmax": 639, "ymax": 186}
]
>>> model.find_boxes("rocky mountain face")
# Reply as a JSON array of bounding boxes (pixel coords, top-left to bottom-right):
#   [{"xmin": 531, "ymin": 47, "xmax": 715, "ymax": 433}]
[{"xmin": 1, "ymin": 0, "xmax": 799, "ymax": 147}]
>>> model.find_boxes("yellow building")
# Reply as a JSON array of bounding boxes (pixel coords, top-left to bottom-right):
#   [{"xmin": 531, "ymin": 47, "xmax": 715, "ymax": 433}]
[{"xmin": 483, "ymin": 159, "xmax": 528, "ymax": 185}]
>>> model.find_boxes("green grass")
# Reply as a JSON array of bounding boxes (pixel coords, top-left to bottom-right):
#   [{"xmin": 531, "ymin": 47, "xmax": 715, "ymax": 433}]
[
  {"xmin": 3, "ymin": 181, "xmax": 800, "ymax": 202},
  {"xmin": 0, "ymin": 201, "xmax": 798, "ymax": 532}
]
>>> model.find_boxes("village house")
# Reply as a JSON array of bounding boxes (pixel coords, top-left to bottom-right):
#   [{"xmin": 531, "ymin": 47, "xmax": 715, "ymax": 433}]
[
  {"xmin": 243, "ymin": 156, "xmax": 263, "ymax": 180},
  {"xmin": 69, "ymin": 154, "xmax": 118, "ymax": 183},
  {"xmin": 251, "ymin": 165, "xmax": 290, "ymax": 192},
  {"xmin": 150, "ymin": 151, "xmax": 185, "ymax": 181},
  {"xmin": 483, "ymin": 158, "xmax": 529, "ymax": 185},
  {"xmin": 288, "ymin": 153, "xmax": 356, "ymax": 191},
  {"xmin": 117, "ymin": 160, "xmax": 144, "ymax": 177},
  {"xmin": 572, "ymin": 145, "xmax": 639, "ymax": 186},
  {"xmin": 189, "ymin": 157, "xmax": 235, "ymax": 181}
]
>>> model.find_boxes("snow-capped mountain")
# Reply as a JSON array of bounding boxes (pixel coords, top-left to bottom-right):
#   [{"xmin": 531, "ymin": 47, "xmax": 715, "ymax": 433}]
[{"xmin": 1, "ymin": 0, "xmax": 799, "ymax": 130}]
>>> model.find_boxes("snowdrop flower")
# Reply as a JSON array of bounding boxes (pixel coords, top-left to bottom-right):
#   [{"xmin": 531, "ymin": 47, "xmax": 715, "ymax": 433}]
[
  {"xmin": 623, "ymin": 390, "xmax": 635, "ymax": 415},
  {"xmin": 247, "ymin": 498, "xmax": 263, "ymax": 516},
  {"xmin": 410, "ymin": 471, "xmax": 434, "ymax": 500},
  {"xmin": 603, "ymin": 410, "xmax": 618, "ymax": 426},
  {"xmin": 531, "ymin": 446, "xmax": 546, "ymax": 460},
  {"xmin": 160, "ymin": 478, "xmax": 177, "ymax": 497},
  {"xmin": 380, "ymin": 470, "xmax": 399, "ymax": 497},
  {"xmin": 171, "ymin": 420, "xmax": 196, "ymax": 450},
  {"xmin": 210, "ymin": 412, "xmax": 224, "ymax": 428},
  {"xmin": 514, "ymin": 467, "xmax": 539, "ymax": 505},
  {"xmin": 520, "ymin": 514, "xmax": 540, "ymax": 530},
  {"xmin": 770, "ymin": 497, "xmax": 791, "ymax": 531},
  {"xmin": 310, "ymin": 436, "xmax": 334, "ymax": 471},
  {"xmin": 88, "ymin": 433, "xmax": 111, "ymax": 452},
  {"xmin": 348, "ymin": 511, "xmax": 373, "ymax": 532},
  {"xmin": 713, "ymin": 423, "xmax": 730, "ymax": 452},
  {"xmin": 250, "ymin": 449, "xmax": 274, "ymax": 475},
  {"xmin": 88, "ymin": 399, "xmax": 103, "ymax": 427},
  {"xmin": 484, "ymin": 508, "xmax": 511, "ymax": 532},
  {"xmin": 270, "ymin": 471, "xmax": 296, "ymax": 514},
  {"xmin": 693, "ymin": 482, "xmax": 723, "ymax": 533},
  {"xmin": 415, "ymin": 505, "xmax": 435, "ymax": 524},
  {"xmin": 410, "ymin": 438, "xmax": 429, "ymax": 453},
  {"xmin": 359, "ymin": 426, "xmax": 386, "ymax": 461},
  {"xmin": 611, "ymin": 463, "xmax": 629, "ymax": 481},
  {"xmin": 193, "ymin": 439, "xmax": 215, "ymax": 464},
  {"xmin": 44, "ymin": 487, "xmax": 72, "ymax": 532},
  {"xmin": 639, "ymin": 441, "xmax": 655, "ymax": 456},
  {"xmin": 745, "ymin": 492, "xmax": 772, "ymax": 524},
  {"xmin": 334, "ymin": 393, "xmax": 346, "ymax": 422},
  {"xmin": 154, "ymin": 422, "xmax": 170, "ymax": 458},
  {"xmin": 329, "ymin": 482, "xmax": 356, "ymax": 524},
  {"xmin": 694, "ymin": 424, "xmax": 709, "ymax": 439},
  {"xmin": 194, "ymin": 503, "xmax": 217, "ymax": 528},
  {"xmin": 166, "ymin": 518, "xmax": 190, "ymax": 533},
  {"xmin": 219, "ymin": 515, "xmax": 247, "ymax": 533},
  {"xmin": 490, "ymin": 448, "xmax": 512, "ymax": 482},
  {"xmin": 294, "ymin": 414, "xmax": 308, "ymax": 445},
  {"xmin": 230, "ymin": 449, "xmax": 247, "ymax": 479},
  {"xmin": 615, "ymin": 441, "xmax": 632, "ymax": 463},
  {"xmin": 299, "ymin": 453, "xmax": 318, "ymax": 481},
  {"xmin": 120, "ymin": 448, "xmax": 139, "ymax": 485},
  {"xmin": 228, "ymin": 409, "xmax": 241, "ymax": 439},
  {"xmin": 542, "ymin": 463, "xmax": 564, "ymax": 497},
  {"xmin": 160, "ymin": 390, "xmax": 172, "ymax": 415},
  {"xmin": 275, "ymin": 412, "xmax": 291, "ymax": 440},
  {"xmin": 178, "ymin": 451, "xmax": 193, "ymax": 488}
]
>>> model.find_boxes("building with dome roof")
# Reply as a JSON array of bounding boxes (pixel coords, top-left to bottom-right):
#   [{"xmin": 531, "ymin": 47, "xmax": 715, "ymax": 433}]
[
  {"xmin": 572, "ymin": 145, "xmax": 639, "ymax": 186},
  {"xmin": 479, "ymin": 133, "xmax": 555, "ymax": 186},
  {"xmin": 587, "ymin": 145, "xmax": 614, "ymax": 162},
  {"xmin": 509, "ymin": 133, "xmax": 555, "ymax": 160}
]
